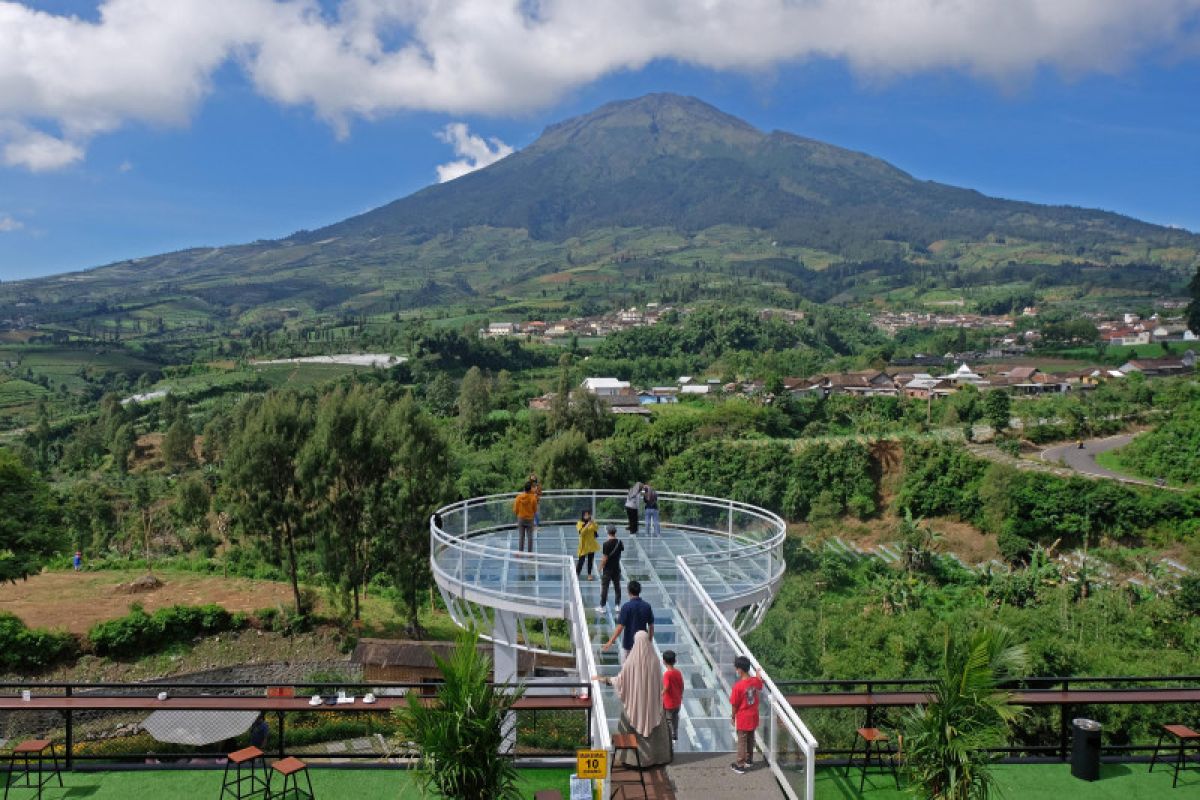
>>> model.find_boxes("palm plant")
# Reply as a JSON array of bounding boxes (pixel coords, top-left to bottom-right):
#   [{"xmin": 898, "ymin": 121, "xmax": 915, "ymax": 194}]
[
  {"xmin": 902, "ymin": 626, "xmax": 1029, "ymax": 800},
  {"xmin": 395, "ymin": 626, "xmax": 524, "ymax": 800}
]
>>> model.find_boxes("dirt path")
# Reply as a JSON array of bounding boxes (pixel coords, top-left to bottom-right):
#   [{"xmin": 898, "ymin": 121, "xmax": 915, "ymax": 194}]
[{"xmin": 0, "ymin": 570, "xmax": 296, "ymax": 634}]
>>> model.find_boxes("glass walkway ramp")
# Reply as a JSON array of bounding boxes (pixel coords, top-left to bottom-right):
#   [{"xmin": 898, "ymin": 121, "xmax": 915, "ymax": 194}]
[{"xmin": 431, "ymin": 490, "xmax": 818, "ymax": 800}]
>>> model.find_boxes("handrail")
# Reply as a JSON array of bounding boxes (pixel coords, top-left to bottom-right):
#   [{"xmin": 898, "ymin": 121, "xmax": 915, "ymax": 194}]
[
  {"xmin": 676, "ymin": 557, "xmax": 818, "ymax": 800},
  {"xmin": 430, "ymin": 489, "xmax": 787, "ymax": 625},
  {"xmin": 775, "ymin": 675, "xmax": 1200, "ymax": 690},
  {"xmin": 566, "ymin": 567, "xmax": 612, "ymax": 769}
]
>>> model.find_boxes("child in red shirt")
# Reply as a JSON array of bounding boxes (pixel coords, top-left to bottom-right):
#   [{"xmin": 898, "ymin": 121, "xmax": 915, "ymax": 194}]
[
  {"xmin": 729, "ymin": 655, "xmax": 766, "ymax": 773},
  {"xmin": 662, "ymin": 650, "xmax": 684, "ymax": 742}
]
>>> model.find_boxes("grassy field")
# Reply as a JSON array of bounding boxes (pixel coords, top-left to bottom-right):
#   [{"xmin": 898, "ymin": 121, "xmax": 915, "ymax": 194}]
[
  {"xmin": 7, "ymin": 768, "xmax": 576, "ymax": 799},
  {"xmin": 815, "ymin": 762, "xmax": 1197, "ymax": 798},
  {"xmin": 0, "ymin": 567, "xmax": 466, "ymax": 639}
]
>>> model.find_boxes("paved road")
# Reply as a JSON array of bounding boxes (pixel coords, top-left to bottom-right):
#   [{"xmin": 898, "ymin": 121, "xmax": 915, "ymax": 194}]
[{"xmin": 1039, "ymin": 434, "xmax": 1152, "ymax": 485}]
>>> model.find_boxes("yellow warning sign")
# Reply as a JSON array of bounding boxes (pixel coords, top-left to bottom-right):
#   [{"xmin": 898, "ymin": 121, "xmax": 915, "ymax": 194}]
[{"xmin": 576, "ymin": 748, "xmax": 607, "ymax": 779}]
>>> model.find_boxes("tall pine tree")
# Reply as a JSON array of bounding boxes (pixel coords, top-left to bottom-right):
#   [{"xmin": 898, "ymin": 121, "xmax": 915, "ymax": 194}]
[{"xmin": 222, "ymin": 391, "xmax": 313, "ymax": 614}]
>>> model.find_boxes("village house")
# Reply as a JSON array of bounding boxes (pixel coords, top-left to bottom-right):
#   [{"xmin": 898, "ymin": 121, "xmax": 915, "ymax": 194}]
[
  {"xmin": 580, "ymin": 377, "xmax": 632, "ymax": 397},
  {"xmin": 902, "ymin": 374, "xmax": 955, "ymax": 400},
  {"xmin": 1118, "ymin": 352, "xmax": 1195, "ymax": 378},
  {"xmin": 1103, "ymin": 328, "xmax": 1151, "ymax": 346},
  {"xmin": 786, "ymin": 370, "xmax": 896, "ymax": 398},
  {"xmin": 485, "ymin": 321, "xmax": 519, "ymax": 337},
  {"xmin": 944, "ymin": 363, "xmax": 989, "ymax": 388}
]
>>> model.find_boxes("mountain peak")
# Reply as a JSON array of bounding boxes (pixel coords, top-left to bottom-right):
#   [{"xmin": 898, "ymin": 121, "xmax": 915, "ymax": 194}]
[
  {"xmin": 310, "ymin": 91, "xmax": 1194, "ymax": 252},
  {"xmin": 531, "ymin": 92, "xmax": 762, "ymax": 155}
]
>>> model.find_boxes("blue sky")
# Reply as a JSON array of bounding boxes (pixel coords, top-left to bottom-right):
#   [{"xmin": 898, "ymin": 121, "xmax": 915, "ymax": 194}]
[{"xmin": 2, "ymin": 0, "xmax": 1199, "ymax": 280}]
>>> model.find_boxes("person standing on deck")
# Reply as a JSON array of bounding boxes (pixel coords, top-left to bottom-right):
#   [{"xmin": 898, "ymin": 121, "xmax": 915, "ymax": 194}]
[
  {"xmin": 597, "ymin": 526, "xmax": 624, "ymax": 612},
  {"xmin": 642, "ymin": 482, "xmax": 660, "ymax": 537},
  {"xmin": 592, "ymin": 630, "xmax": 673, "ymax": 767},
  {"xmin": 603, "ymin": 579, "xmax": 654, "ymax": 666},
  {"xmin": 662, "ymin": 649, "xmax": 684, "ymax": 742},
  {"xmin": 529, "ymin": 472, "xmax": 543, "ymax": 531},
  {"xmin": 624, "ymin": 482, "xmax": 643, "ymax": 534},
  {"xmin": 513, "ymin": 481, "xmax": 539, "ymax": 553},
  {"xmin": 576, "ymin": 509, "xmax": 600, "ymax": 580},
  {"xmin": 729, "ymin": 656, "xmax": 767, "ymax": 774}
]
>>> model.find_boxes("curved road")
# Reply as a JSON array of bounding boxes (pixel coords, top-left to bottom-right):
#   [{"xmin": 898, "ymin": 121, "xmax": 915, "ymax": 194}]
[{"xmin": 1039, "ymin": 434, "xmax": 1156, "ymax": 485}]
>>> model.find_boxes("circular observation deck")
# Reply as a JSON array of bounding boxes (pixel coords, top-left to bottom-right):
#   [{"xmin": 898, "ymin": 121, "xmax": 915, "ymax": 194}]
[{"xmin": 430, "ymin": 490, "xmax": 786, "ymax": 654}]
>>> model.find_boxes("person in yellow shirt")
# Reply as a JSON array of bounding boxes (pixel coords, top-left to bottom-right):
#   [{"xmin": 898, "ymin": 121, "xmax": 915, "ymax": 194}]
[
  {"xmin": 576, "ymin": 509, "xmax": 600, "ymax": 580},
  {"xmin": 513, "ymin": 481, "xmax": 539, "ymax": 552}
]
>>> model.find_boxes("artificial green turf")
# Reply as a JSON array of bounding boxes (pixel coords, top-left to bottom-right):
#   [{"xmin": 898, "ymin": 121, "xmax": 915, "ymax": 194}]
[
  {"xmin": 5, "ymin": 767, "xmax": 575, "ymax": 799},
  {"xmin": 815, "ymin": 762, "xmax": 1199, "ymax": 798}
]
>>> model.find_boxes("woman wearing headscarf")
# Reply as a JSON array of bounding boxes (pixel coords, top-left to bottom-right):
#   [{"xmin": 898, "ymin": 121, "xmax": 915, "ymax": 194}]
[{"xmin": 594, "ymin": 630, "xmax": 673, "ymax": 767}]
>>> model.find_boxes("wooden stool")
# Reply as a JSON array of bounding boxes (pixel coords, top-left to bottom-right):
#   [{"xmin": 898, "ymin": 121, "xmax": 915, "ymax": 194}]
[
  {"xmin": 220, "ymin": 746, "xmax": 268, "ymax": 799},
  {"xmin": 267, "ymin": 756, "xmax": 314, "ymax": 800},
  {"xmin": 3, "ymin": 740, "xmax": 63, "ymax": 800},
  {"xmin": 845, "ymin": 727, "xmax": 899, "ymax": 792},
  {"xmin": 609, "ymin": 733, "xmax": 647, "ymax": 799},
  {"xmin": 1149, "ymin": 724, "xmax": 1200, "ymax": 789},
  {"xmin": 533, "ymin": 792, "xmax": 563, "ymax": 800}
]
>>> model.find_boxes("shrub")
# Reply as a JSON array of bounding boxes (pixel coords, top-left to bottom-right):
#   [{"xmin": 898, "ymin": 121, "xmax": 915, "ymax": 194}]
[
  {"xmin": 996, "ymin": 437, "xmax": 1022, "ymax": 458},
  {"xmin": 0, "ymin": 612, "xmax": 78, "ymax": 673},
  {"xmin": 88, "ymin": 603, "xmax": 240, "ymax": 658}
]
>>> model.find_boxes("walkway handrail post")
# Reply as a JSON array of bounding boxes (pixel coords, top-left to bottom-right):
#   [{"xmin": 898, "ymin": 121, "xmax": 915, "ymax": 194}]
[
  {"xmin": 566, "ymin": 566, "xmax": 611, "ymax": 793},
  {"xmin": 676, "ymin": 557, "xmax": 818, "ymax": 800}
]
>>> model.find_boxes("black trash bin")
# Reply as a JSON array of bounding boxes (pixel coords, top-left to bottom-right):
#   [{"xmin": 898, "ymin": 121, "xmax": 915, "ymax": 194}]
[{"xmin": 1071, "ymin": 718, "xmax": 1102, "ymax": 781}]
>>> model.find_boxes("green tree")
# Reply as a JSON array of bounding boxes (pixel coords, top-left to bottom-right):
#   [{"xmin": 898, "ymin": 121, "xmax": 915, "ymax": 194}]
[
  {"xmin": 162, "ymin": 414, "xmax": 196, "ymax": 471},
  {"xmin": 902, "ymin": 626, "xmax": 1029, "ymax": 800},
  {"xmin": 548, "ymin": 353, "xmax": 573, "ymax": 434},
  {"xmin": 172, "ymin": 474, "xmax": 211, "ymax": 529},
  {"xmin": 982, "ymin": 390, "xmax": 1011, "ymax": 435},
  {"xmin": 109, "ymin": 422, "xmax": 136, "ymax": 474},
  {"xmin": 532, "ymin": 429, "xmax": 599, "ymax": 488},
  {"xmin": 222, "ymin": 391, "xmax": 313, "ymax": 614},
  {"xmin": 425, "ymin": 371, "xmax": 458, "ymax": 417},
  {"xmin": 394, "ymin": 625, "xmax": 524, "ymax": 800},
  {"xmin": 374, "ymin": 393, "xmax": 453, "ymax": 635},
  {"xmin": 299, "ymin": 385, "xmax": 391, "ymax": 620},
  {"xmin": 0, "ymin": 449, "xmax": 61, "ymax": 583},
  {"xmin": 457, "ymin": 366, "xmax": 492, "ymax": 438},
  {"xmin": 569, "ymin": 389, "xmax": 614, "ymax": 441}
]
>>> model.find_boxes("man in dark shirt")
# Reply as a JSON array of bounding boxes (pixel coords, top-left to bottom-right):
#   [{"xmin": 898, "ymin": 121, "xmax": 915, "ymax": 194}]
[
  {"xmin": 603, "ymin": 579, "xmax": 655, "ymax": 665},
  {"xmin": 597, "ymin": 526, "xmax": 623, "ymax": 613}
]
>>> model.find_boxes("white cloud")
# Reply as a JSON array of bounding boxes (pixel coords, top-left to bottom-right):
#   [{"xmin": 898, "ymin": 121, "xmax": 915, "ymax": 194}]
[
  {"xmin": 0, "ymin": 213, "xmax": 23, "ymax": 232},
  {"xmin": 0, "ymin": 0, "xmax": 1199, "ymax": 169},
  {"xmin": 118, "ymin": 160, "xmax": 133, "ymax": 173},
  {"xmin": 435, "ymin": 123, "xmax": 513, "ymax": 182},
  {"xmin": 1, "ymin": 125, "xmax": 84, "ymax": 171}
]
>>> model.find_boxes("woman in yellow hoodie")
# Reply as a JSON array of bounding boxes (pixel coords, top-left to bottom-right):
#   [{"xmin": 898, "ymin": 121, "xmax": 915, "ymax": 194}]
[{"xmin": 576, "ymin": 509, "xmax": 600, "ymax": 580}]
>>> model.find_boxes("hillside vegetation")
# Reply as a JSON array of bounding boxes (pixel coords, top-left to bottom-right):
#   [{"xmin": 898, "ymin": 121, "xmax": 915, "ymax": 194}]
[{"xmin": 3, "ymin": 94, "xmax": 1196, "ymax": 332}]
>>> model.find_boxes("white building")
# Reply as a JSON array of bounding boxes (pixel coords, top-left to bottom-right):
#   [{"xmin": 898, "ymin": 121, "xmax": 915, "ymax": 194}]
[
  {"xmin": 581, "ymin": 377, "xmax": 632, "ymax": 397},
  {"xmin": 945, "ymin": 363, "xmax": 988, "ymax": 387},
  {"xmin": 487, "ymin": 322, "xmax": 519, "ymax": 337}
]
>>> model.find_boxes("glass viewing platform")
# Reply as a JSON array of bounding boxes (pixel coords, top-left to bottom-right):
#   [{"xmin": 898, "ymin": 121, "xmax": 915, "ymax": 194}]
[{"xmin": 431, "ymin": 489, "xmax": 818, "ymax": 800}]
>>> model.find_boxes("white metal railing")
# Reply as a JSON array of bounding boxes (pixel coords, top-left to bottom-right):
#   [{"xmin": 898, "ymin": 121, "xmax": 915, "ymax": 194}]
[
  {"xmin": 430, "ymin": 489, "xmax": 786, "ymax": 625},
  {"xmin": 675, "ymin": 558, "xmax": 819, "ymax": 800},
  {"xmin": 429, "ymin": 489, "xmax": 794, "ymax": 787},
  {"xmin": 566, "ymin": 566, "xmax": 612, "ymax": 763}
]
